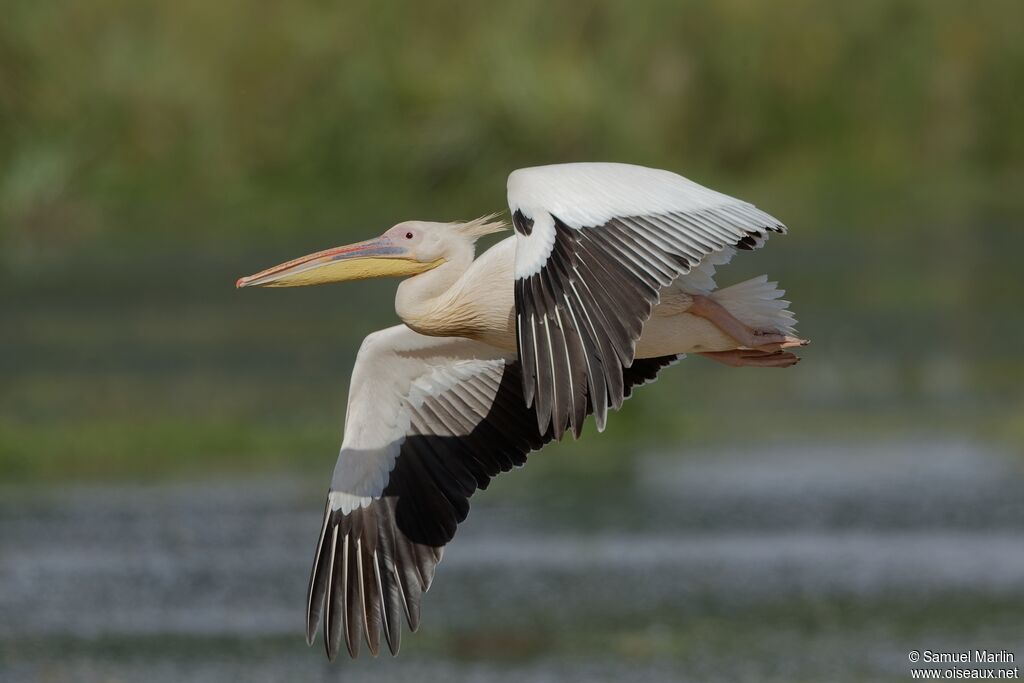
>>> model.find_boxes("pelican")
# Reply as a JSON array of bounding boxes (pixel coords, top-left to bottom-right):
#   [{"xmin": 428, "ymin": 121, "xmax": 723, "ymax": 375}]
[{"xmin": 237, "ymin": 162, "xmax": 806, "ymax": 660}]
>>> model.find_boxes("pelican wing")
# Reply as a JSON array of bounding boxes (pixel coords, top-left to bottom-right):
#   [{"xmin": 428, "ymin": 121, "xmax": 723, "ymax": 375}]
[
  {"xmin": 507, "ymin": 162, "xmax": 785, "ymax": 436},
  {"xmin": 306, "ymin": 324, "xmax": 677, "ymax": 659}
]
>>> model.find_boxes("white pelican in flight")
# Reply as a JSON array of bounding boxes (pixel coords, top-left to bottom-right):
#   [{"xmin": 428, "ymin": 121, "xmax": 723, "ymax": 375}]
[{"xmin": 237, "ymin": 162, "xmax": 806, "ymax": 660}]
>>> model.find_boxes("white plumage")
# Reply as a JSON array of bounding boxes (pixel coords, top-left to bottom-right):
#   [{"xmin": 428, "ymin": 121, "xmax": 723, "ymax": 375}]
[
  {"xmin": 508, "ymin": 162, "xmax": 787, "ymax": 437},
  {"xmin": 235, "ymin": 162, "xmax": 807, "ymax": 660},
  {"xmin": 508, "ymin": 162, "xmax": 745, "ymax": 230}
]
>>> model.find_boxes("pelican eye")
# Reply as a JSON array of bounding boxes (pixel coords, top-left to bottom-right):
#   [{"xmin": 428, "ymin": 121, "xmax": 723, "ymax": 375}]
[{"xmin": 405, "ymin": 232, "xmax": 414, "ymax": 239}]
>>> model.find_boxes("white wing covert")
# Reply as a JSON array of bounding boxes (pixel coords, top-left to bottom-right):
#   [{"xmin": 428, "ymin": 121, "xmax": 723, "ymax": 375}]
[{"xmin": 507, "ymin": 162, "xmax": 786, "ymax": 437}]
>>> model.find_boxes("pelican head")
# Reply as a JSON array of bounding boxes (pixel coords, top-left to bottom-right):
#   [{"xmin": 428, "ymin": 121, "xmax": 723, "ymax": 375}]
[{"xmin": 236, "ymin": 215, "xmax": 505, "ymax": 288}]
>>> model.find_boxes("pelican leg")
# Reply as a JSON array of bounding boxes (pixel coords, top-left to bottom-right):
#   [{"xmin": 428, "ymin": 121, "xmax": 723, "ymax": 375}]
[
  {"xmin": 687, "ymin": 294, "xmax": 807, "ymax": 351},
  {"xmin": 698, "ymin": 349, "xmax": 800, "ymax": 368}
]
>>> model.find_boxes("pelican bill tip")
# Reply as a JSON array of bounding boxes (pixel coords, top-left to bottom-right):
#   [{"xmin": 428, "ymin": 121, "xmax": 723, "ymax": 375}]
[{"xmin": 236, "ymin": 274, "xmax": 259, "ymax": 288}]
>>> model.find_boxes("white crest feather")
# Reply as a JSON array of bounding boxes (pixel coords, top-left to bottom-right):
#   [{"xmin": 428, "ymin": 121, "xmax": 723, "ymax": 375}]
[{"xmin": 454, "ymin": 213, "xmax": 508, "ymax": 240}]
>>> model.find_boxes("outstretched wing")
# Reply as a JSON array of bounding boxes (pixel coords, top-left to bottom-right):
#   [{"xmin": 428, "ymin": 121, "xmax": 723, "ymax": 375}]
[
  {"xmin": 507, "ymin": 162, "xmax": 786, "ymax": 437},
  {"xmin": 306, "ymin": 324, "xmax": 677, "ymax": 659}
]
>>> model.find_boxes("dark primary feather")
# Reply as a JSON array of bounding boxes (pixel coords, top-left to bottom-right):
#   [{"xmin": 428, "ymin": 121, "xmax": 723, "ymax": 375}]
[
  {"xmin": 305, "ymin": 355, "xmax": 678, "ymax": 659},
  {"xmin": 515, "ymin": 207, "xmax": 783, "ymax": 437}
]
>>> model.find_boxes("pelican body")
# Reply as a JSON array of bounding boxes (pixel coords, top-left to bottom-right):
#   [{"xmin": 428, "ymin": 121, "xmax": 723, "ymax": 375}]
[{"xmin": 237, "ymin": 162, "xmax": 806, "ymax": 660}]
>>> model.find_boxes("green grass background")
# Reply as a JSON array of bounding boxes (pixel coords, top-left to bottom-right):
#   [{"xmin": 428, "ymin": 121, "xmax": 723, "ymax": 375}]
[{"xmin": 2, "ymin": 0, "xmax": 1023, "ymax": 481}]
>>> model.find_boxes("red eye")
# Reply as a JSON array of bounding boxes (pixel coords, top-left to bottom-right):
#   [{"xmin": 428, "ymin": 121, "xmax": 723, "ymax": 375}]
[{"xmin": 405, "ymin": 232, "xmax": 414, "ymax": 239}]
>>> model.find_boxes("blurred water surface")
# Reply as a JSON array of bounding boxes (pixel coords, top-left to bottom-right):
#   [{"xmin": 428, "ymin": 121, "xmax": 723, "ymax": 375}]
[{"xmin": 2, "ymin": 439, "xmax": 1021, "ymax": 683}]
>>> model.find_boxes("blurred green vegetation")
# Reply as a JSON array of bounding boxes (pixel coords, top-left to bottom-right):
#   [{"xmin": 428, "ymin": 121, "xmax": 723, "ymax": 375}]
[{"xmin": 2, "ymin": 0, "xmax": 1023, "ymax": 480}]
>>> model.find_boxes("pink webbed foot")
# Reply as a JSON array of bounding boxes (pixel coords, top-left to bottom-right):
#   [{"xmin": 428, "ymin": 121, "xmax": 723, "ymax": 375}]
[{"xmin": 687, "ymin": 294, "xmax": 809, "ymax": 352}]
